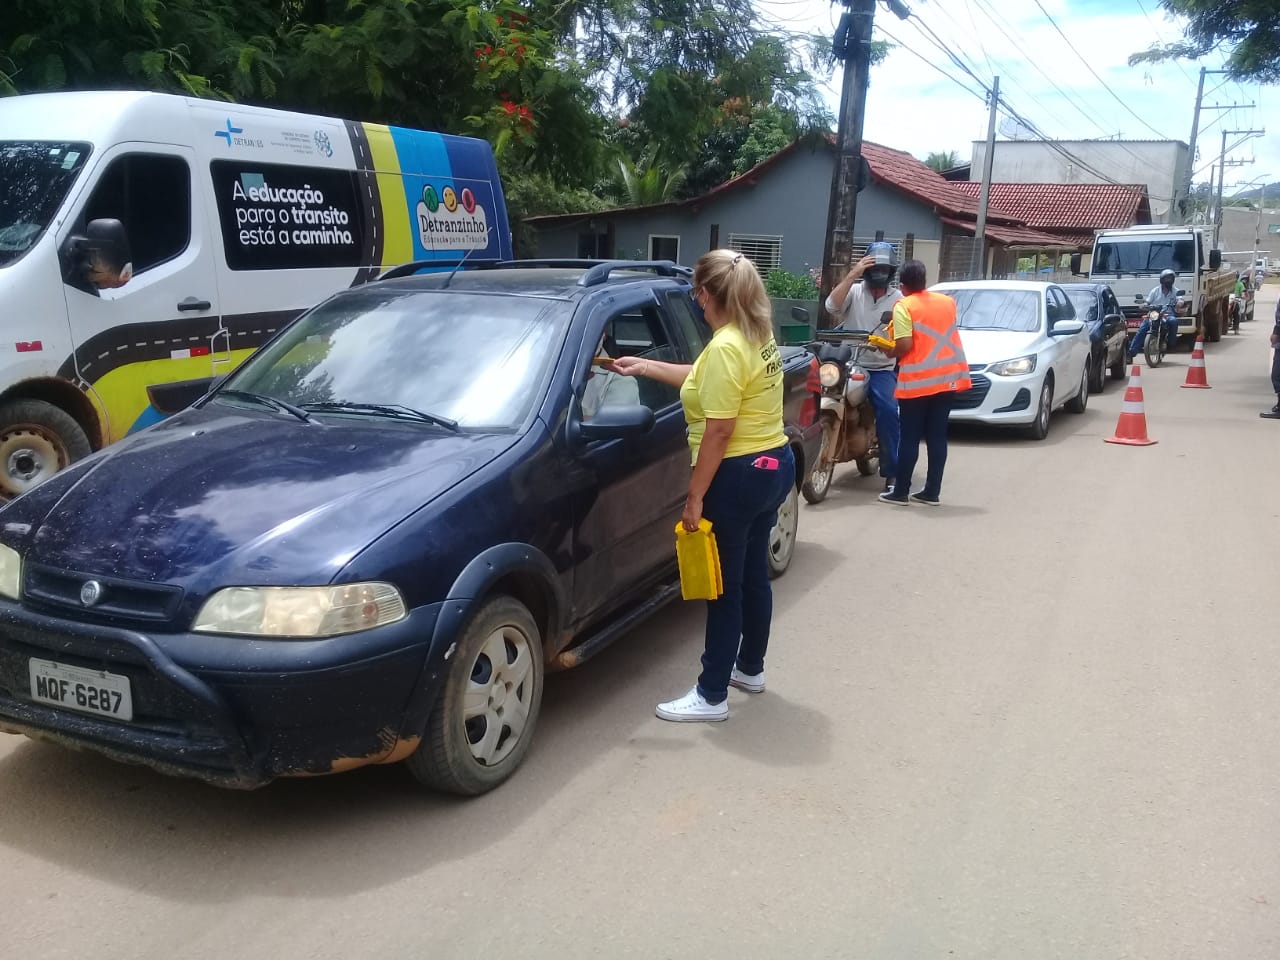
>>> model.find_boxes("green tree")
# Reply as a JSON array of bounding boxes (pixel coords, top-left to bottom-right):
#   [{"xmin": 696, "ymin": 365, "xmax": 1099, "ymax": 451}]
[
  {"xmin": 924, "ymin": 150, "xmax": 961, "ymax": 173},
  {"xmin": 1129, "ymin": 1, "xmax": 1280, "ymax": 82},
  {"xmin": 616, "ymin": 144, "xmax": 688, "ymax": 205}
]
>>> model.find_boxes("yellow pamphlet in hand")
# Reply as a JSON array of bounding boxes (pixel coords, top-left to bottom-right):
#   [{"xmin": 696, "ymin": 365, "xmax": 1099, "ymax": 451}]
[
  {"xmin": 868, "ymin": 333, "xmax": 895, "ymax": 351},
  {"xmin": 674, "ymin": 519, "xmax": 724, "ymax": 600}
]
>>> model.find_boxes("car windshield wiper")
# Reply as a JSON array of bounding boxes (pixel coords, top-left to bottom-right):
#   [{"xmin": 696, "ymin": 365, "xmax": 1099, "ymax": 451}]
[
  {"xmin": 302, "ymin": 401, "xmax": 460, "ymax": 432},
  {"xmin": 218, "ymin": 389, "xmax": 312, "ymax": 423}
]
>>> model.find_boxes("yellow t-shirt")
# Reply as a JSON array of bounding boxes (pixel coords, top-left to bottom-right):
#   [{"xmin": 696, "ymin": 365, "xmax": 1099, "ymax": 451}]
[
  {"xmin": 891, "ymin": 299, "xmax": 915, "ymax": 339},
  {"xmin": 680, "ymin": 323, "xmax": 788, "ymax": 464}
]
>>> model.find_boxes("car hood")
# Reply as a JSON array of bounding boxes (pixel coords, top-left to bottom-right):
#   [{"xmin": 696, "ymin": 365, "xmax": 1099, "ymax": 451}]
[
  {"xmin": 9, "ymin": 405, "xmax": 518, "ymax": 587},
  {"xmin": 959, "ymin": 329, "xmax": 1046, "ymax": 368}
]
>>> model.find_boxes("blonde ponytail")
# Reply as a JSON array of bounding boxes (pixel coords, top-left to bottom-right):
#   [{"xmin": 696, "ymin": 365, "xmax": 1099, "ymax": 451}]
[{"xmin": 693, "ymin": 249, "xmax": 774, "ymax": 345}]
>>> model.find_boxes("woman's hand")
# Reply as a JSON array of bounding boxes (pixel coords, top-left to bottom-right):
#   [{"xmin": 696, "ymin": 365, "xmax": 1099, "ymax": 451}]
[
  {"xmin": 608, "ymin": 356, "xmax": 648, "ymax": 377},
  {"xmin": 681, "ymin": 494, "xmax": 703, "ymax": 532}
]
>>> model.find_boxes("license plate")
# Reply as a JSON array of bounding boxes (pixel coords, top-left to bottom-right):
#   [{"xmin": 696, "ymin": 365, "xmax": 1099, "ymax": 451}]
[
  {"xmin": 28, "ymin": 658, "xmax": 133, "ymax": 721},
  {"xmin": 1127, "ymin": 320, "xmax": 1140, "ymax": 330}
]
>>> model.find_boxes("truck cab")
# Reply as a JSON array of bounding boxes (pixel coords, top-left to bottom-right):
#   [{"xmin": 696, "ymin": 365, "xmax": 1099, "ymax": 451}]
[{"xmin": 1074, "ymin": 225, "xmax": 1232, "ymax": 343}]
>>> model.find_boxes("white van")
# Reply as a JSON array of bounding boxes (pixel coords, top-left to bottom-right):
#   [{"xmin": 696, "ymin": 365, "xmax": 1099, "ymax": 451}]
[{"xmin": 0, "ymin": 91, "xmax": 512, "ymax": 497}]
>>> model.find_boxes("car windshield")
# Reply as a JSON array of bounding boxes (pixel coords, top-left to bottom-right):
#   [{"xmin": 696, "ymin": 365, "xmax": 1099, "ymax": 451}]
[
  {"xmin": 221, "ymin": 288, "xmax": 563, "ymax": 431},
  {"xmin": 0, "ymin": 141, "xmax": 93, "ymax": 268},
  {"xmin": 938, "ymin": 288, "xmax": 1041, "ymax": 333},
  {"xmin": 1064, "ymin": 289, "xmax": 1098, "ymax": 323},
  {"xmin": 1092, "ymin": 238, "xmax": 1196, "ymax": 276}
]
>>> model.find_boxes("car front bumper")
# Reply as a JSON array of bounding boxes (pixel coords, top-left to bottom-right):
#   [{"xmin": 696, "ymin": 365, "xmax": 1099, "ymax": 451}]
[
  {"xmin": 0, "ymin": 598, "xmax": 472, "ymax": 787},
  {"xmin": 948, "ymin": 370, "xmax": 1040, "ymax": 426}
]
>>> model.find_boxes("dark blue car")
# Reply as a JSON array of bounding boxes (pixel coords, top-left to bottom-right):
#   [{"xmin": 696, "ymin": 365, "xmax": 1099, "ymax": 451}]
[
  {"xmin": 1061, "ymin": 282, "xmax": 1128, "ymax": 393},
  {"xmin": 0, "ymin": 261, "xmax": 820, "ymax": 795}
]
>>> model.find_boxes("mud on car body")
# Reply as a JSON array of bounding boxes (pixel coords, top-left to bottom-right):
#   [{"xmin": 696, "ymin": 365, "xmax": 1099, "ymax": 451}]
[{"xmin": 0, "ymin": 260, "xmax": 821, "ymax": 795}]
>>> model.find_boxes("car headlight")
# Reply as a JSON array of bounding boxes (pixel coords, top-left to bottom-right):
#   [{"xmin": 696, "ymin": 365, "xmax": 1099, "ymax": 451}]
[
  {"xmin": 192, "ymin": 582, "xmax": 407, "ymax": 638},
  {"xmin": 0, "ymin": 543, "xmax": 20, "ymax": 599},
  {"xmin": 818, "ymin": 362, "xmax": 843, "ymax": 387},
  {"xmin": 988, "ymin": 355, "xmax": 1037, "ymax": 377}
]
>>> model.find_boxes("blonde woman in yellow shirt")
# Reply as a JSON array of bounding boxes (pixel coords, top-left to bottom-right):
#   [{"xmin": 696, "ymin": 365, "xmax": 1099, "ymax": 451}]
[{"xmin": 610, "ymin": 250, "xmax": 794, "ymax": 722}]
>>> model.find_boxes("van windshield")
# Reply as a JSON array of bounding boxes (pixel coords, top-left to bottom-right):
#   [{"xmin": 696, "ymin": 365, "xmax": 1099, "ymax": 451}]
[
  {"xmin": 0, "ymin": 141, "xmax": 92, "ymax": 268},
  {"xmin": 1092, "ymin": 237, "xmax": 1196, "ymax": 277}
]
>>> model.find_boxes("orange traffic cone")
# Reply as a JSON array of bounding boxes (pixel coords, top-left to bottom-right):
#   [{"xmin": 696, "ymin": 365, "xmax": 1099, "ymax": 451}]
[
  {"xmin": 1104, "ymin": 365, "xmax": 1158, "ymax": 446},
  {"xmin": 1180, "ymin": 336, "xmax": 1212, "ymax": 388}
]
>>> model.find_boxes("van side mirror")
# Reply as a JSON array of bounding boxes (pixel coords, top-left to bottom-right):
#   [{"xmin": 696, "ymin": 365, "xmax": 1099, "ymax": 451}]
[
  {"xmin": 1069, "ymin": 253, "xmax": 1082, "ymax": 275},
  {"xmin": 1209, "ymin": 249, "xmax": 1222, "ymax": 270},
  {"xmin": 61, "ymin": 219, "xmax": 133, "ymax": 293}
]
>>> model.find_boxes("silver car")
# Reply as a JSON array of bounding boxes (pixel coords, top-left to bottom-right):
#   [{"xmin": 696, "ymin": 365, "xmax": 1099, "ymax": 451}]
[{"xmin": 931, "ymin": 280, "xmax": 1092, "ymax": 440}]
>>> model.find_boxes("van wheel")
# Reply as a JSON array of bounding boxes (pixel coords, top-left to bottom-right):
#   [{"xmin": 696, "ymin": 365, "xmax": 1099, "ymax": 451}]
[
  {"xmin": 0, "ymin": 400, "xmax": 92, "ymax": 499},
  {"xmin": 406, "ymin": 596, "xmax": 543, "ymax": 796}
]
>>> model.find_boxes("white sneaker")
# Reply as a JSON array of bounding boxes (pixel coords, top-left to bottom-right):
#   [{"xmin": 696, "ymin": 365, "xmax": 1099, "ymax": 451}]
[
  {"xmin": 729, "ymin": 667, "xmax": 766, "ymax": 694},
  {"xmin": 655, "ymin": 686, "xmax": 728, "ymax": 722}
]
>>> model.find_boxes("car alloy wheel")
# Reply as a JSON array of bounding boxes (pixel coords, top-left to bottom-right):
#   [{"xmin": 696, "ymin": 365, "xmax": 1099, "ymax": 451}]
[{"xmin": 768, "ymin": 483, "xmax": 799, "ymax": 578}]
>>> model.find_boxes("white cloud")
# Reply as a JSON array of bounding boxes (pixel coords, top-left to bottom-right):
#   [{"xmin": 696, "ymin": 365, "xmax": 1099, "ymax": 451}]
[{"xmin": 758, "ymin": 0, "xmax": 1276, "ymax": 192}]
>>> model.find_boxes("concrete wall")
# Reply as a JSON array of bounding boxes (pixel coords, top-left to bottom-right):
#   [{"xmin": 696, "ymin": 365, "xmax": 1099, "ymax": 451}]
[
  {"xmin": 529, "ymin": 144, "xmax": 944, "ymax": 272},
  {"xmin": 1217, "ymin": 205, "xmax": 1280, "ymax": 270},
  {"xmin": 969, "ymin": 140, "xmax": 1187, "ymax": 223}
]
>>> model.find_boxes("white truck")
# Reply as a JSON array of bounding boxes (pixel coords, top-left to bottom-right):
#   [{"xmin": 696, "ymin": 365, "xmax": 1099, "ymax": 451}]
[{"xmin": 1072, "ymin": 225, "xmax": 1236, "ymax": 343}]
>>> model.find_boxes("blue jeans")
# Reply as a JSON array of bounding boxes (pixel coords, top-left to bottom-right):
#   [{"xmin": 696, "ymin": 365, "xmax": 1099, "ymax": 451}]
[
  {"xmin": 1129, "ymin": 315, "xmax": 1179, "ymax": 358},
  {"xmin": 894, "ymin": 391, "xmax": 954, "ymax": 498},
  {"xmin": 696, "ymin": 444, "xmax": 795, "ymax": 704},
  {"xmin": 867, "ymin": 369, "xmax": 899, "ymax": 480}
]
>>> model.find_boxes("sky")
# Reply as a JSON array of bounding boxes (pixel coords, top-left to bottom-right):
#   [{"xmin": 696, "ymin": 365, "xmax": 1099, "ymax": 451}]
[{"xmin": 755, "ymin": 0, "xmax": 1276, "ymax": 198}]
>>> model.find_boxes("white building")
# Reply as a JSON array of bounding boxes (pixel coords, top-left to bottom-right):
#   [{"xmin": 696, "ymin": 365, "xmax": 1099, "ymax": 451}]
[{"xmin": 969, "ymin": 140, "xmax": 1189, "ymax": 224}]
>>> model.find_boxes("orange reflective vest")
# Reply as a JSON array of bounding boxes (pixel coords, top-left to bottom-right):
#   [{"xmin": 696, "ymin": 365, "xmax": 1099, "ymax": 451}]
[{"xmin": 894, "ymin": 291, "xmax": 971, "ymax": 399}]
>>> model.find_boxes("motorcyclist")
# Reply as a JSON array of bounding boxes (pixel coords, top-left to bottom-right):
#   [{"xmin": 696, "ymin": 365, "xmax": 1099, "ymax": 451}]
[
  {"xmin": 1127, "ymin": 268, "xmax": 1181, "ymax": 361},
  {"xmin": 825, "ymin": 241, "xmax": 902, "ymax": 491}
]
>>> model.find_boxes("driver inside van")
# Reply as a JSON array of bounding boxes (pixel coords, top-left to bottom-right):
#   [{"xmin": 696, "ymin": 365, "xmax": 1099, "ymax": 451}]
[{"xmin": 582, "ymin": 331, "xmax": 641, "ymax": 419}]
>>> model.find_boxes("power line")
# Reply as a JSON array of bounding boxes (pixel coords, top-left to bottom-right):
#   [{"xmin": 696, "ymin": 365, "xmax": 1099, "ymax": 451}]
[{"xmin": 1030, "ymin": 0, "xmax": 1172, "ymax": 140}]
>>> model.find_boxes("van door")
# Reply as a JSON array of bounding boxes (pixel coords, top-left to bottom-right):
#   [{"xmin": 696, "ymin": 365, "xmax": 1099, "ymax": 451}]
[{"xmin": 58, "ymin": 145, "xmax": 221, "ymax": 442}]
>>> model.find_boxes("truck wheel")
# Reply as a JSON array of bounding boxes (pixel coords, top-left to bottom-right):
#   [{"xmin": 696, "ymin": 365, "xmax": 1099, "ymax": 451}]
[
  {"xmin": 1204, "ymin": 306, "xmax": 1222, "ymax": 342},
  {"xmin": 406, "ymin": 596, "xmax": 543, "ymax": 796},
  {"xmin": 0, "ymin": 399, "xmax": 92, "ymax": 499}
]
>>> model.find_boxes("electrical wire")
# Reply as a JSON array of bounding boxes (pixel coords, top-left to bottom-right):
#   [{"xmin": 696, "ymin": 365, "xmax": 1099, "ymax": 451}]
[{"xmin": 1029, "ymin": 0, "xmax": 1172, "ymax": 140}]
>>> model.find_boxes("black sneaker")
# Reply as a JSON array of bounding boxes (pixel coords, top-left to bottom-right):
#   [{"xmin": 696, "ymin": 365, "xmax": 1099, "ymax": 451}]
[
  {"xmin": 1261, "ymin": 404, "xmax": 1280, "ymax": 420},
  {"xmin": 910, "ymin": 492, "xmax": 941, "ymax": 506},
  {"xmin": 878, "ymin": 490, "xmax": 909, "ymax": 505}
]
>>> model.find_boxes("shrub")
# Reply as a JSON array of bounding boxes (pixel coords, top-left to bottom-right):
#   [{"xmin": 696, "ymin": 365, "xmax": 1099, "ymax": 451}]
[{"xmin": 764, "ymin": 268, "xmax": 819, "ymax": 300}]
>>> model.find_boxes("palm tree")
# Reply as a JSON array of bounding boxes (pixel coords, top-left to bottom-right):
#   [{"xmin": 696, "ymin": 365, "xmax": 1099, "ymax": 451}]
[
  {"xmin": 617, "ymin": 144, "xmax": 688, "ymax": 206},
  {"xmin": 924, "ymin": 150, "xmax": 961, "ymax": 173}
]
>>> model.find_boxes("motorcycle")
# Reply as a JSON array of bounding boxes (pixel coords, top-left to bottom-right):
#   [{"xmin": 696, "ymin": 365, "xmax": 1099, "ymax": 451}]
[
  {"xmin": 800, "ymin": 330, "xmax": 881, "ymax": 504},
  {"xmin": 1130, "ymin": 306, "xmax": 1178, "ymax": 368}
]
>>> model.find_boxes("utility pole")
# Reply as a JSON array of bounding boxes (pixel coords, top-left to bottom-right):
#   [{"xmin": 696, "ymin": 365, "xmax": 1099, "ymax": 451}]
[
  {"xmin": 1174, "ymin": 68, "xmax": 1243, "ymax": 225},
  {"xmin": 971, "ymin": 75, "xmax": 999, "ymax": 278},
  {"xmin": 1215, "ymin": 128, "xmax": 1267, "ymax": 247},
  {"xmin": 818, "ymin": 0, "xmax": 909, "ymax": 328}
]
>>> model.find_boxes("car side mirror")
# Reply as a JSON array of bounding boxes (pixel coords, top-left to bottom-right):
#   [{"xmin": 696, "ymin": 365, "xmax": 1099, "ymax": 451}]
[
  {"xmin": 61, "ymin": 218, "xmax": 133, "ymax": 292},
  {"xmin": 1050, "ymin": 319, "xmax": 1085, "ymax": 336},
  {"xmin": 573, "ymin": 404, "xmax": 655, "ymax": 443},
  {"xmin": 1069, "ymin": 253, "xmax": 1082, "ymax": 276},
  {"xmin": 1209, "ymin": 249, "xmax": 1222, "ymax": 270}
]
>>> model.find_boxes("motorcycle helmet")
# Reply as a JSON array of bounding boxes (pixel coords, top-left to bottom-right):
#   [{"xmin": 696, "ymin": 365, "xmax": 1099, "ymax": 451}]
[
  {"xmin": 1159, "ymin": 268, "xmax": 1176, "ymax": 286},
  {"xmin": 864, "ymin": 241, "xmax": 898, "ymax": 288}
]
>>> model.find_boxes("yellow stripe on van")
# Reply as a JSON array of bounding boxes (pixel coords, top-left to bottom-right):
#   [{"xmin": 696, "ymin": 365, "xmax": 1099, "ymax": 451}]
[{"xmin": 361, "ymin": 123, "xmax": 415, "ymax": 268}]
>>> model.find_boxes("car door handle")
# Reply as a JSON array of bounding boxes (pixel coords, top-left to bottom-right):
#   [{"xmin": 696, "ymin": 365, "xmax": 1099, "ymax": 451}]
[{"xmin": 177, "ymin": 297, "xmax": 212, "ymax": 312}]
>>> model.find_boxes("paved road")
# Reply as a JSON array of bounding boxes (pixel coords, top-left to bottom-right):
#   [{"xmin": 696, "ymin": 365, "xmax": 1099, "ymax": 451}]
[{"xmin": 3, "ymin": 291, "xmax": 1279, "ymax": 960}]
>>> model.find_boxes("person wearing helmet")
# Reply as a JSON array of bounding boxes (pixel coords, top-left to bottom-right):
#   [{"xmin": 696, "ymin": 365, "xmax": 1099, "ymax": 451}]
[
  {"xmin": 1127, "ymin": 268, "xmax": 1181, "ymax": 361},
  {"xmin": 824, "ymin": 241, "xmax": 902, "ymax": 490}
]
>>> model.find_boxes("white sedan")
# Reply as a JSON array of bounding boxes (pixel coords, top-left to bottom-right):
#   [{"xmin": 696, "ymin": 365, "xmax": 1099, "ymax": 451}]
[{"xmin": 930, "ymin": 280, "xmax": 1093, "ymax": 440}]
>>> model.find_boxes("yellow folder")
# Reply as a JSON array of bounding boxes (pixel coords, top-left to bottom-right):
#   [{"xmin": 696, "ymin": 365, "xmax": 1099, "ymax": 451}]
[{"xmin": 674, "ymin": 519, "xmax": 724, "ymax": 600}]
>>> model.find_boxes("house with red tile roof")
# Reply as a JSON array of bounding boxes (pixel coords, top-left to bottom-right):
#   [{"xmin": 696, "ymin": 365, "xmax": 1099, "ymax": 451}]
[
  {"xmin": 525, "ymin": 136, "xmax": 1102, "ymax": 286},
  {"xmin": 950, "ymin": 181, "xmax": 1152, "ymax": 250}
]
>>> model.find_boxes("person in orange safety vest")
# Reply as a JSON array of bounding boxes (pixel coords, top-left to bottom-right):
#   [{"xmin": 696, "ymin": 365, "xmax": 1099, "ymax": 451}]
[{"xmin": 879, "ymin": 259, "xmax": 970, "ymax": 506}]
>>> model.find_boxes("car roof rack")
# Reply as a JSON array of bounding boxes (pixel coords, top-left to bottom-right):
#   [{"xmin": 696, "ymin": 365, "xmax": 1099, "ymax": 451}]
[{"xmin": 375, "ymin": 258, "xmax": 692, "ymax": 285}]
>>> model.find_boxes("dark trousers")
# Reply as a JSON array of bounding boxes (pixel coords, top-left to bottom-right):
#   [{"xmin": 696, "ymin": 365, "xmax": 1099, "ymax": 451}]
[
  {"xmin": 1271, "ymin": 345, "xmax": 1280, "ymax": 396},
  {"xmin": 894, "ymin": 391, "xmax": 954, "ymax": 498},
  {"xmin": 696, "ymin": 444, "xmax": 795, "ymax": 704}
]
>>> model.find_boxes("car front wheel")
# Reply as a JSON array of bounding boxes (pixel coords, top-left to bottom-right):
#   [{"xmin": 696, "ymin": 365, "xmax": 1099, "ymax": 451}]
[
  {"xmin": 768, "ymin": 482, "xmax": 799, "ymax": 579},
  {"xmin": 406, "ymin": 596, "xmax": 543, "ymax": 795},
  {"xmin": 1025, "ymin": 377, "xmax": 1053, "ymax": 440}
]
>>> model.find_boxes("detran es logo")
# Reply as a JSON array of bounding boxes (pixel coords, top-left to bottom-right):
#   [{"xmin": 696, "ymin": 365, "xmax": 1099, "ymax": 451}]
[
  {"xmin": 215, "ymin": 119, "xmax": 244, "ymax": 148},
  {"xmin": 314, "ymin": 130, "xmax": 333, "ymax": 158}
]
